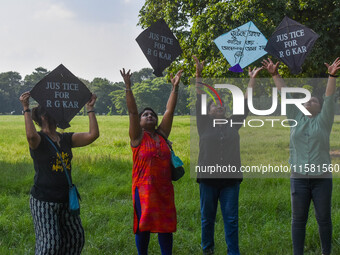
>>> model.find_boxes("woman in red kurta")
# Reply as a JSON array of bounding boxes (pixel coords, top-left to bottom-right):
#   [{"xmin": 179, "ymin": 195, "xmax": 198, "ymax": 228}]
[{"xmin": 120, "ymin": 68, "xmax": 183, "ymax": 255}]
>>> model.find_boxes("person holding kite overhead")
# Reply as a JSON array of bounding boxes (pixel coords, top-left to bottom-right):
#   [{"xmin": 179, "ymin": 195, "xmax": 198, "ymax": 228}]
[
  {"xmin": 262, "ymin": 57, "xmax": 340, "ymax": 255},
  {"xmin": 19, "ymin": 91, "xmax": 99, "ymax": 255},
  {"xmin": 120, "ymin": 68, "xmax": 183, "ymax": 255},
  {"xmin": 193, "ymin": 55, "xmax": 263, "ymax": 255}
]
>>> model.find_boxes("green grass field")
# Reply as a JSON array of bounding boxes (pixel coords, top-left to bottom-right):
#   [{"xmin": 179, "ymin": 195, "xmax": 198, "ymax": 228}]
[{"xmin": 1, "ymin": 115, "xmax": 340, "ymax": 254}]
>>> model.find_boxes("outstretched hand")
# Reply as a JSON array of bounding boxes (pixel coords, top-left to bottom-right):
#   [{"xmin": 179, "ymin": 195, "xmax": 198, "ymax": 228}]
[
  {"xmin": 170, "ymin": 70, "xmax": 183, "ymax": 87},
  {"xmin": 262, "ymin": 58, "xmax": 280, "ymax": 76},
  {"xmin": 120, "ymin": 68, "xmax": 132, "ymax": 88},
  {"xmin": 193, "ymin": 55, "xmax": 204, "ymax": 77},
  {"xmin": 19, "ymin": 91, "xmax": 30, "ymax": 109},
  {"xmin": 86, "ymin": 93, "xmax": 97, "ymax": 111},
  {"xmin": 325, "ymin": 57, "xmax": 340, "ymax": 76},
  {"xmin": 248, "ymin": 66, "xmax": 263, "ymax": 79}
]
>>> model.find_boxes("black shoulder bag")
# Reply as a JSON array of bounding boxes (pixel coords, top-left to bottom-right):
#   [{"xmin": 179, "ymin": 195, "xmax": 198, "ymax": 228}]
[{"xmin": 156, "ymin": 131, "xmax": 185, "ymax": 181}]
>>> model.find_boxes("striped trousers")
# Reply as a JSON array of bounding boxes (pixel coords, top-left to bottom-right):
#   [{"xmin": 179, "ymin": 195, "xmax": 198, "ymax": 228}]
[{"xmin": 30, "ymin": 195, "xmax": 85, "ymax": 255}]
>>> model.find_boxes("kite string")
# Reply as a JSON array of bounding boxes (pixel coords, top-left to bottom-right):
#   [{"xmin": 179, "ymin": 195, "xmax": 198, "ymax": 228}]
[{"xmin": 239, "ymin": 22, "xmax": 252, "ymax": 65}]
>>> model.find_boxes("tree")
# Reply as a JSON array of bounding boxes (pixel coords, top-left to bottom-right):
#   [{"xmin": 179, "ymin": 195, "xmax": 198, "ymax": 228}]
[
  {"xmin": 22, "ymin": 67, "xmax": 50, "ymax": 93},
  {"xmin": 110, "ymin": 85, "xmax": 128, "ymax": 115},
  {"xmin": 0, "ymin": 71, "xmax": 22, "ymax": 114},
  {"xmin": 138, "ymin": 0, "xmax": 340, "ymax": 86},
  {"xmin": 131, "ymin": 68, "xmax": 155, "ymax": 84},
  {"xmin": 111, "ymin": 73, "xmax": 190, "ymax": 115},
  {"xmin": 90, "ymin": 78, "xmax": 120, "ymax": 115},
  {"xmin": 0, "ymin": 89, "xmax": 11, "ymax": 114}
]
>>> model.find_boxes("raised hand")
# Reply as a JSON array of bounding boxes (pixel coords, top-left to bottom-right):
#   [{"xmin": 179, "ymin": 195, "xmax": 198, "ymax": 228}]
[
  {"xmin": 193, "ymin": 55, "xmax": 204, "ymax": 77},
  {"xmin": 86, "ymin": 93, "xmax": 97, "ymax": 111},
  {"xmin": 248, "ymin": 66, "xmax": 264, "ymax": 79},
  {"xmin": 262, "ymin": 58, "xmax": 280, "ymax": 76},
  {"xmin": 19, "ymin": 91, "xmax": 30, "ymax": 110},
  {"xmin": 325, "ymin": 57, "xmax": 340, "ymax": 76},
  {"xmin": 120, "ymin": 68, "xmax": 132, "ymax": 88},
  {"xmin": 170, "ymin": 70, "xmax": 183, "ymax": 87}
]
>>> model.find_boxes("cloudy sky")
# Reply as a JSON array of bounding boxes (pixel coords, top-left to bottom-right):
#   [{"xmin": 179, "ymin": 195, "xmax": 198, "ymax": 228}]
[{"xmin": 0, "ymin": 0, "xmax": 150, "ymax": 83}]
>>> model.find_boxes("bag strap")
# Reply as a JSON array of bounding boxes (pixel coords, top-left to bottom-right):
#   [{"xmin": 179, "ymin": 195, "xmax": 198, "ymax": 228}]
[
  {"xmin": 155, "ymin": 130, "xmax": 173, "ymax": 151},
  {"xmin": 42, "ymin": 133, "xmax": 73, "ymax": 188}
]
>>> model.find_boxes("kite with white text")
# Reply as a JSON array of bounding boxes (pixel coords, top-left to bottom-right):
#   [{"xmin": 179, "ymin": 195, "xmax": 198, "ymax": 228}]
[
  {"xmin": 264, "ymin": 16, "xmax": 319, "ymax": 74},
  {"xmin": 136, "ymin": 19, "xmax": 182, "ymax": 77},
  {"xmin": 30, "ymin": 64, "xmax": 91, "ymax": 129}
]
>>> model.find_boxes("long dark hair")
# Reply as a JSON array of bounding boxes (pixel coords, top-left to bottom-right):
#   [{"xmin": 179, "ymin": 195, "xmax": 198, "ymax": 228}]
[{"xmin": 32, "ymin": 105, "xmax": 57, "ymax": 128}]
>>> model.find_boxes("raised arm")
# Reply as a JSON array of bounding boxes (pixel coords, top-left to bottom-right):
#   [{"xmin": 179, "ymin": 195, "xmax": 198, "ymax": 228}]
[
  {"xmin": 229, "ymin": 67, "xmax": 262, "ymax": 130},
  {"xmin": 262, "ymin": 58, "xmax": 286, "ymax": 91},
  {"xmin": 245, "ymin": 66, "xmax": 263, "ymax": 99},
  {"xmin": 120, "ymin": 68, "xmax": 142, "ymax": 147},
  {"xmin": 316, "ymin": 58, "xmax": 340, "ymax": 128},
  {"xmin": 193, "ymin": 55, "xmax": 211, "ymax": 135},
  {"xmin": 158, "ymin": 70, "xmax": 183, "ymax": 138},
  {"xmin": 72, "ymin": 94, "xmax": 100, "ymax": 147},
  {"xmin": 19, "ymin": 91, "xmax": 41, "ymax": 150},
  {"xmin": 193, "ymin": 55, "xmax": 205, "ymax": 95},
  {"xmin": 262, "ymin": 58, "xmax": 301, "ymax": 119},
  {"xmin": 325, "ymin": 57, "xmax": 340, "ymax": 97}
]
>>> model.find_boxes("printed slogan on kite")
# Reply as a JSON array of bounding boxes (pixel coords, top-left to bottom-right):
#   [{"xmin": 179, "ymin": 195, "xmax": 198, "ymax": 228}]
[
  {"xmin": 30, "ymin": 64, "xmax": 91, "ymax": 129},
  {"xmin": 214, "ymin": 21, "xmax": 268, "ymax": 72},
  {"xmin": 275, "ymin": 29, "xmax": 307, "ymax": 58},
  {"xmin": 136, "ymin": 19, "xmax": 182, "ymax": 77},
  {"xmin": 265, "ymin": 16, "xmax": 319, "ymax": 74},
  {"xmin": 146, "ymin": 32, "xmax": 175, "ymax": 61},
  {"xmin": 45, "ymin": 82, "xmax": 80, "ymax": 109}
]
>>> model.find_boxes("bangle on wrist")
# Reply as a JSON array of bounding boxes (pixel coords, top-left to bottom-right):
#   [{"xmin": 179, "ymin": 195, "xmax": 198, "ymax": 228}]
[
  {"xmin": 329, "ymin": 73, "xmax": 338, "ymax": 78},
  {"xmin": 87, "ymin": 110, "xmax": 95, "ymax": 114},
  {"xmin": 22, "ymin": 109, "xmax": 31, "ymax": 114}
]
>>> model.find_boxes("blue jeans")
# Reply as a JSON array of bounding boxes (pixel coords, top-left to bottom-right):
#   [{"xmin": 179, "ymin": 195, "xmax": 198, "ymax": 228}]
[
  {"xmin": 291, "ymin": 177, "xmax": 332, "ymax": 255},
  {"xmin": 199, "ymin": 182, "xmax": 240, "ymax": 255}
]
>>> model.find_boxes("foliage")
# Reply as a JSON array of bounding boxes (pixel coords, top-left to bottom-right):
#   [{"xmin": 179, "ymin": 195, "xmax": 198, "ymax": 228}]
[
  {"xmin": 89, "ymin": 78, "xmax": 121, "ymax": 115},
  {"xmin": 110, "ymin": 86, "xmax": 127, "ymax": 115},
  {"xmin": 111, "ymin": 68, "xmax": 190, "ymax": 115},
  {"xmin": 130, "ymin": 67, "xmax": 155, "ymax": 84},
  {"xmin": 0, "ymin": 71, "xmax": 22, "ymax": 114},
  {"xmin": 138, "ymin": 0, "xmax": 340, "ymax": 86},
  {"xmin": 23, "ymin": 67, "xmax": 50, "ymax": 92}
]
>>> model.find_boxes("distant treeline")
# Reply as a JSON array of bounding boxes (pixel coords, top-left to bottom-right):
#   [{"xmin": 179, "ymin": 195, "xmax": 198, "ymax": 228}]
[
  {"xmin": 0, "ymin": 67, "xmax": 190, "ymax": 115},
  {"xmin": 1, "ymin": 67, "xmax": 339, "ymax": 116}
]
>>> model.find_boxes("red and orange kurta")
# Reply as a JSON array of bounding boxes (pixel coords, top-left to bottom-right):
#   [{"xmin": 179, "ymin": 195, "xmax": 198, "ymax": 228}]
[{"xmin": 131, "ymin": 131, "xmax": 177, "ymax": 233}]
